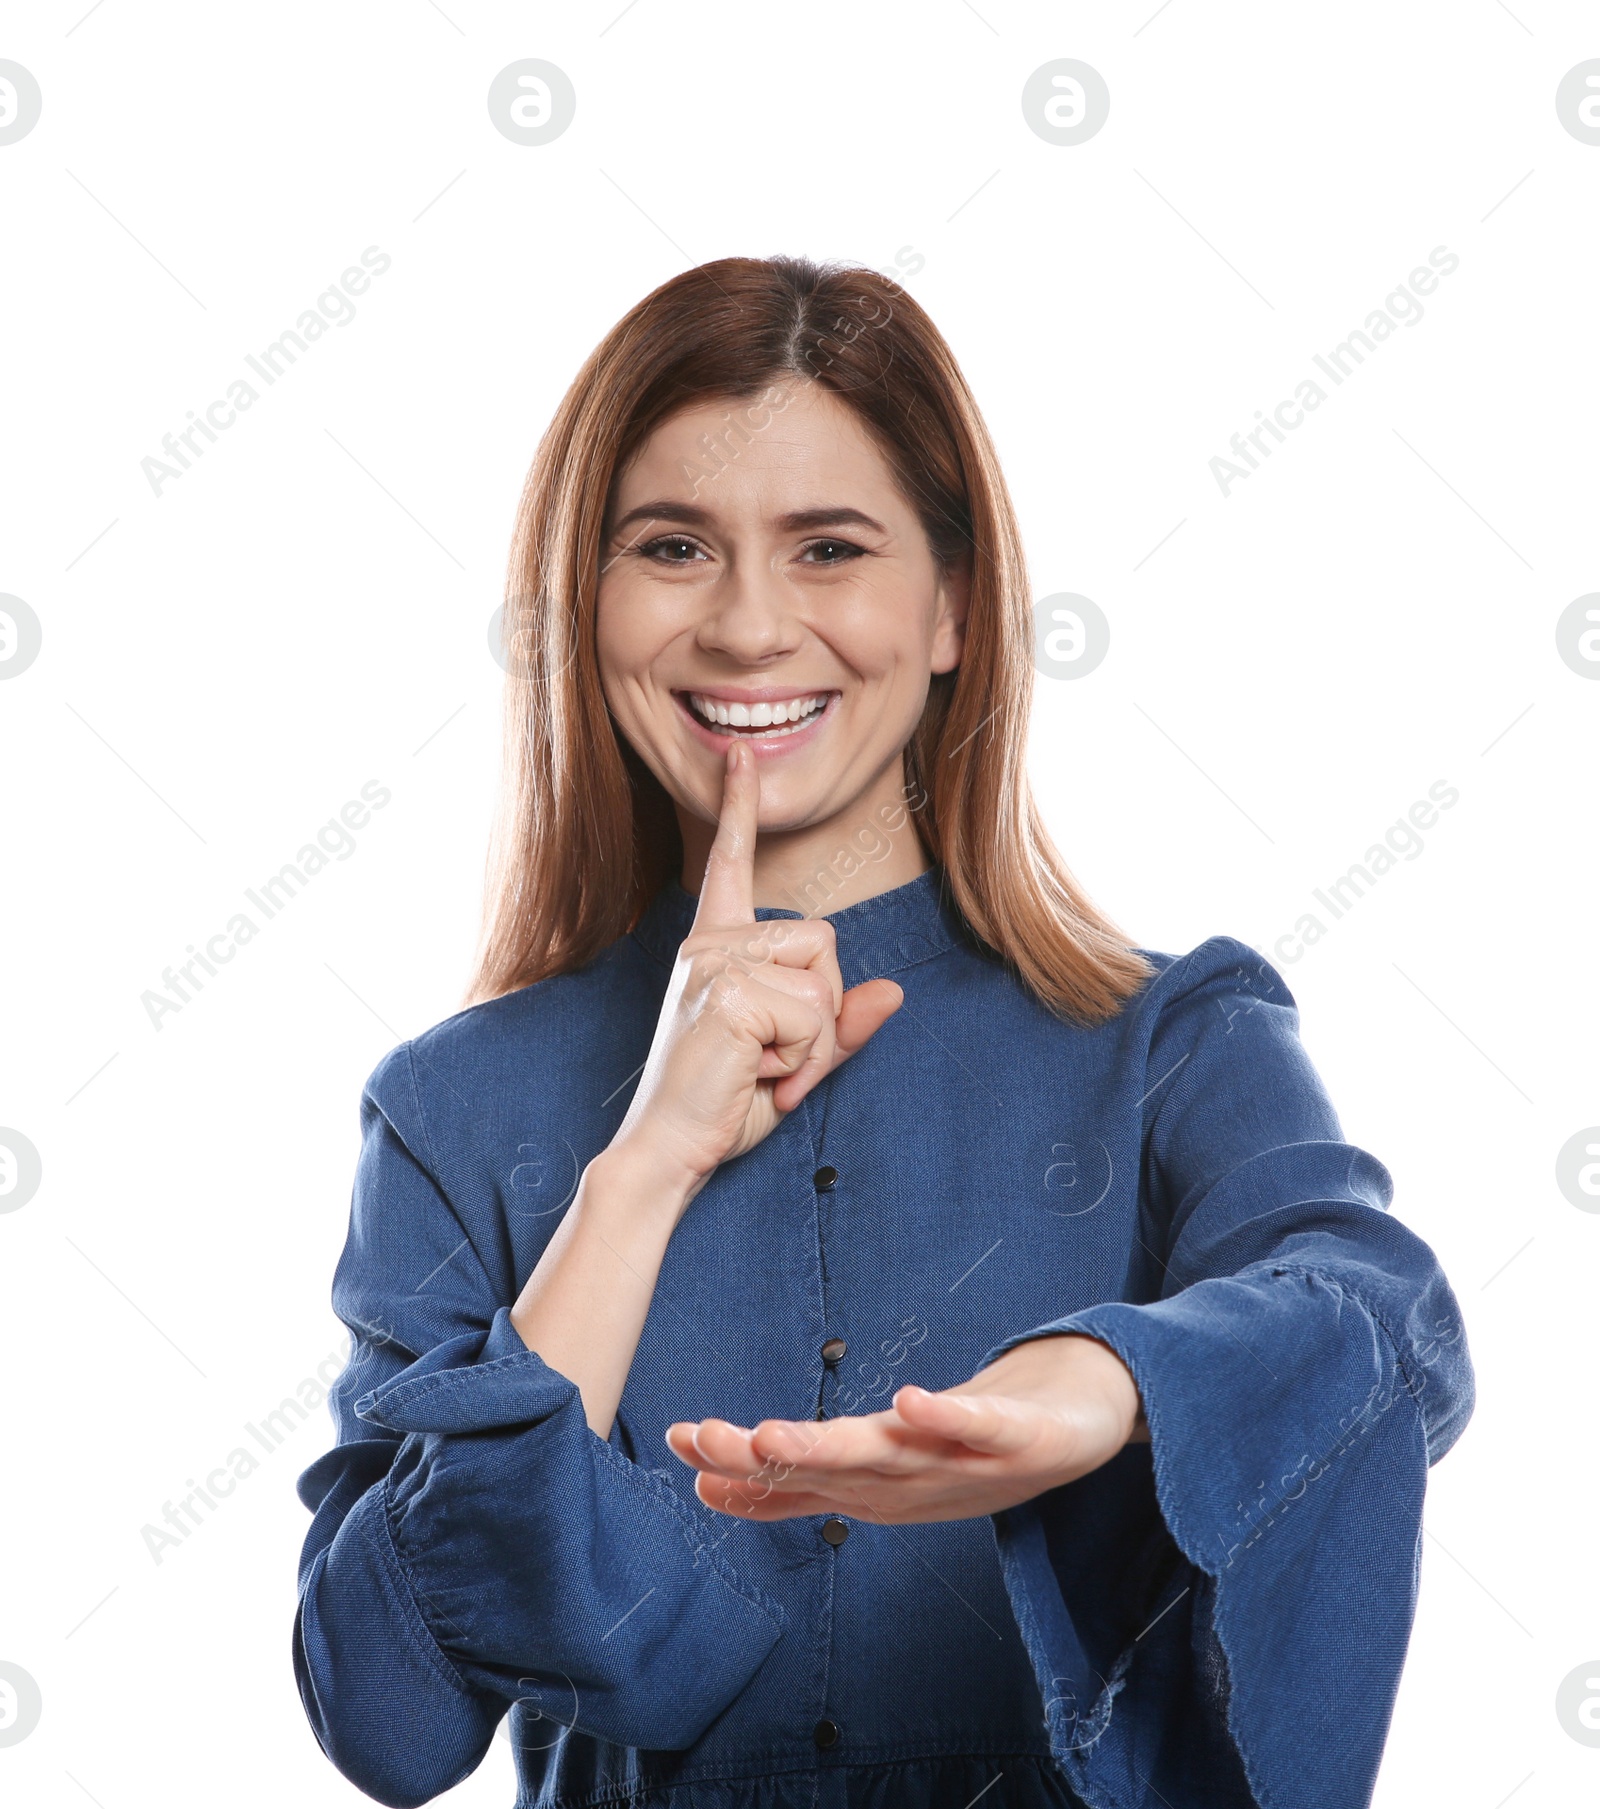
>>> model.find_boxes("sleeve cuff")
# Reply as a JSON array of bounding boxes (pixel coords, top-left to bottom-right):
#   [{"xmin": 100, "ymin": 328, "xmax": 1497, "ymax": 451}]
[
  {"xmin": 984, "ymin": 1270, "xmax": 1431, "ymax": 1809},
  {"xmin": 354, "ymin": 1306, "xmax": 579, "ymax": 1434}
]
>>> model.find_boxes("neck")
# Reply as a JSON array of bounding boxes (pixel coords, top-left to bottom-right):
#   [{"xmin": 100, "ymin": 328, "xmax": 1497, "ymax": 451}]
[{"xmin": 676, "ymin": 757, "xmax": 930, "ymax": 917}]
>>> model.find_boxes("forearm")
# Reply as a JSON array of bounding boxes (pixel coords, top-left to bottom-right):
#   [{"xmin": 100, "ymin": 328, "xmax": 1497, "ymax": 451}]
[{"xmin": 510, "ymin": 1142, "xmax": 697, "ymax": 1435}]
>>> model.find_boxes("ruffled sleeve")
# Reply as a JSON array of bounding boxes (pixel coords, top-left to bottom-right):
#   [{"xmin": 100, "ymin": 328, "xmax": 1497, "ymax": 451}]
[
  {"xmin": 292, "ymin": 1043, "xmax": 784, "ymax": 1809},
  {"xmin": 979, "ymin": 936, "xmax": 1474, "ymax": 1809}
]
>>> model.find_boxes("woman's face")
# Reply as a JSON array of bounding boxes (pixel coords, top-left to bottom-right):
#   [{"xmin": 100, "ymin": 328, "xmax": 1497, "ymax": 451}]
[{"xmin": 595, "ymin": 380, "xmax": 968, "ymax": 843}]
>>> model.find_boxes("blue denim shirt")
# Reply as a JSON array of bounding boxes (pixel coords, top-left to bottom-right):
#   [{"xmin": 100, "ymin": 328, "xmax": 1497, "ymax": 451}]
[{"xmin": 294, "ymin": 866, "xmax": 1473, "ymax": 1809}]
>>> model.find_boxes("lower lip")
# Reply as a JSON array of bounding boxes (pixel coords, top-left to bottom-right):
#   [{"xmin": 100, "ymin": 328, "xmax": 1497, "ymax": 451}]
[{"xmin": 675, "ymin": 693, "xmax": 839, "ymax": 757}]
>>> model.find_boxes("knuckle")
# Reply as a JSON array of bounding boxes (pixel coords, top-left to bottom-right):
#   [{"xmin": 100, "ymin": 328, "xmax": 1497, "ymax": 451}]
[
  {"xmin": 734, "ymin": 926, "xmax": 772, "ymax": 963},
  {"xmin": 683, "ymin": 953, "xmax": 727, "ymax": 999},
  {"xmin": 800, "ymin": 977, "xmax": 836, "ymax": 1017},
  {"xmin": 797, "ymin": 920, "xmax": 837, "ymax": 961}
]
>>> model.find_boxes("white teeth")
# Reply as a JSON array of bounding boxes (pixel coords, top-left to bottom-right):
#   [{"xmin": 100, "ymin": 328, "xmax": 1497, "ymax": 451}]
[{"xmin": 687, "ymin": 692, "xmax": 829, "ymax": 735}]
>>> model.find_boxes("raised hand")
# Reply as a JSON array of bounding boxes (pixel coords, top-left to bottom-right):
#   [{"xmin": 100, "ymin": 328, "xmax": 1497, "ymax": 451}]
[{"xmin": 610, "ymin": 740, "xmax": 904, "ymax": 1194}]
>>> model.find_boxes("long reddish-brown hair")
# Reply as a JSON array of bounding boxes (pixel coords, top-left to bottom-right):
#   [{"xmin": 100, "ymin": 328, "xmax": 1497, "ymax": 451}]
[{"xmin": 466, "ymin": 255, "xmax": 1154, "ymax": 1026}]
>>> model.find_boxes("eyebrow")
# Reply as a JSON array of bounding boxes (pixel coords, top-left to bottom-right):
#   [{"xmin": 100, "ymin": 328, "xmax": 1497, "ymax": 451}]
[{"xmin": 607, "ymin": 501, "xmax": 889, "ymax": 540}]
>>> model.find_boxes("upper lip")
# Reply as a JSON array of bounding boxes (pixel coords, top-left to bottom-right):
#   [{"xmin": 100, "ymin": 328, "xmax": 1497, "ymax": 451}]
[{"xmin": 673, "ymin": 685, "xmax": 839, "ymax": 704}]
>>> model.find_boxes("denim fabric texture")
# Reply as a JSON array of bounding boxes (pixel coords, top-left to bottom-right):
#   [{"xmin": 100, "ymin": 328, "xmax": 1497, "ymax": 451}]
[{"xmin": 293, "ymin": 866, "xmax": 1474, "ymax": 1809}]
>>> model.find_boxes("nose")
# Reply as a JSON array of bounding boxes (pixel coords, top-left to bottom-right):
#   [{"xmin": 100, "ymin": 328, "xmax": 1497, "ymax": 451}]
[{"xmin": 693, "ymin": 561, "xmax": 803, "ymax": 665}]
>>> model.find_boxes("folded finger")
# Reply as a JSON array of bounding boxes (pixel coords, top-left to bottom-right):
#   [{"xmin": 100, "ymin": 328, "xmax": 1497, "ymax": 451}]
[
  {"xmin": 759, "ymin": 919, "xmax": 844, "ymax": 1017},
  {"xmin": 740, "ymin": 972, "xmax": 829, "ymax": 1089},
  {"xmin": 744, "ymin": 971, "xmax": 837, "ymax": 1108}
]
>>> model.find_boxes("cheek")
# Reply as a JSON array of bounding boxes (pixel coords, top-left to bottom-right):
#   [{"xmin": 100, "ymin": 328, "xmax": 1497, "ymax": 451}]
[
  {"xmin": 594, "ymin": 589, "xmax": 655, "ymax": 708},
  {"xmin": 828, "ymin": 614, "xmax": 933, "ymax": 704},
  {"xmin": 594, "ymin": 592, "xmax": 692, "ymax": 766}
]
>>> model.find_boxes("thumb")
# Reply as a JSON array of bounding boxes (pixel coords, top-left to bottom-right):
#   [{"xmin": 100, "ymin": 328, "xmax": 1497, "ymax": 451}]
[
  {"xmin": 832, "ymin": 978, "xmax": 904, "ymax": 1066},
  {"xmin": 893, "ymin": 1385, "xmax": 1040, "ymax": 1457}
]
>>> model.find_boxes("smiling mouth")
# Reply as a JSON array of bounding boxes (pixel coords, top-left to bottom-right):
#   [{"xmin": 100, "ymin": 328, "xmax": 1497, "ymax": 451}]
[{"xmin": 678, "ymin": 691, "xmax": 836, "ymax": 740}]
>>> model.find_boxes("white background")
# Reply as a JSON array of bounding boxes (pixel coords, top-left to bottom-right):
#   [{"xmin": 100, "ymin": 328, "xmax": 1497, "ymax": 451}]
[{"xmin": 1, "ymin": 2, "xmax": 1595, "ymax": 1804}]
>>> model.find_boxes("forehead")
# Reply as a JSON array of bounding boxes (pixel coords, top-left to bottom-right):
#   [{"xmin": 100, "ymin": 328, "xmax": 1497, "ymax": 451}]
[{"xmin": 611, "ymin": 382, "xmax": 905, "ymax": 513}]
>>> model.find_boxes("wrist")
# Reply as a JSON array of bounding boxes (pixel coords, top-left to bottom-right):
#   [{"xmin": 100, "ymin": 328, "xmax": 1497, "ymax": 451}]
[
  {"xmin": 589, "ymin": 1136, "xmax": 705, "ymax": 1222},
  {"xmin": 1017, "ymin": 1332, "xmax": 1144, "ymax": 1451},
  {"xmin": 1066, "ymin": 1333, "xmax": 1144, "ymax": 1447}
]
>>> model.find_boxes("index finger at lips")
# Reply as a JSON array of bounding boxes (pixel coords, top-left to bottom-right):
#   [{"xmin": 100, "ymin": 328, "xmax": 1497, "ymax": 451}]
[{"xmin": 692, "ymin": 741, "xmax": 759, "ymax": 929}]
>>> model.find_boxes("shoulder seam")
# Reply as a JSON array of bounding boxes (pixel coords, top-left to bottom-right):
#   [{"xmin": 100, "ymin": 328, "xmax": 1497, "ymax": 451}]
[
  {"xmin": 1141, "ymin": 937, "xmax": 1292, "ymax": 1142},
  {"xmin": 397, "ymin": 1042, "xmax": 442, "ymax": 1179}
]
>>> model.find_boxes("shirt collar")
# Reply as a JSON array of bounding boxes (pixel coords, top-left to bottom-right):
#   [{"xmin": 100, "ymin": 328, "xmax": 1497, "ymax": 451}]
[{"xmin": 630, "ymin": 863, "xmax": 972, "ymax": 990}]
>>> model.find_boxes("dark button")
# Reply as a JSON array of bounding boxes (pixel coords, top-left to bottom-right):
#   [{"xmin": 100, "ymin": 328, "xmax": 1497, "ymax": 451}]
[
  {"xmin": 813, "ymin": 1718, "xmax": 839, "ymax": 1749},
  {"xmin": 821, "ymin": 1517, "xmax": 849, "ymax": 1546},
  {"xmin": 820, "ymin": 1337, "xmax": 847, "ymax": 1364},
  {"xmin": 812, "ymin": 1165, "xmax": 838, "ymax": 1192}
]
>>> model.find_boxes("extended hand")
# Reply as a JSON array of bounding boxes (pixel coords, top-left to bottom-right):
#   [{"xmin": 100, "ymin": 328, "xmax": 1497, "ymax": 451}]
[{"xmin": 665, "ymin": 1333, "xmax": 1147, "ymax": 1525}]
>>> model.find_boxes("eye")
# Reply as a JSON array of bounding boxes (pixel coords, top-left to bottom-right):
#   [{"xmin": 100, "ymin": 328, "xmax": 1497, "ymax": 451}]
[
  {"xmin": 638, "ymin": 534, "xmax": 709, "ymax": 564},
  {"xmin": 799, "ymin": 538, "xmax": 866, "ymax": 565}
]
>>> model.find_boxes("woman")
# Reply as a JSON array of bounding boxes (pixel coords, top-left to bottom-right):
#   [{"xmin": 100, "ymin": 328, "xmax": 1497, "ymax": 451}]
[{"xmin": 293, "ymin": 256, "xmax": 1473, "ymax": 1809}]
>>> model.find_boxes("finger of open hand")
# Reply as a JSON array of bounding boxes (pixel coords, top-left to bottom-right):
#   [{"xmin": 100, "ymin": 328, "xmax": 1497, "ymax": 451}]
[
  {"xmin": 669, "ymin": 1417, "xmax": 830, "ymax": 1491},
  {"xmin": 695, "ymin": 1474, "xmax": 846, "ymax": 1521},
  {"xmin": 691, "ymin": 741, "xmax": 758, "ymax": 930},
  {"xmin": 688, "ymin": 1418, "xmax": 761, "ymax": 1474},
  {"xmin": 892, "ymin": 1384, "xmax": 1046, "ymax": 1458},
  {"xmin": 741, "ymin": 1415, "xmax": 838, "ymax": 1471},
  {"xmin": 666, "ymin": 1420, "xmax": 740, "ymax": 1472},
  {"xmin": 747, "ymin": 1411, "xmax": 936, "ymax": 1477}
]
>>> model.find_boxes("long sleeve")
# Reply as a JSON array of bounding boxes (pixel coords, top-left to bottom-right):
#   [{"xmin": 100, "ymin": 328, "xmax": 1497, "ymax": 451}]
[
  {"xmin": 293, "ymin": 1042, "xmax": 785, "ymax": 1809},
  {"xmin": 980, "ymin": 936, "xmax": 1474, "ymax": 1809}
]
